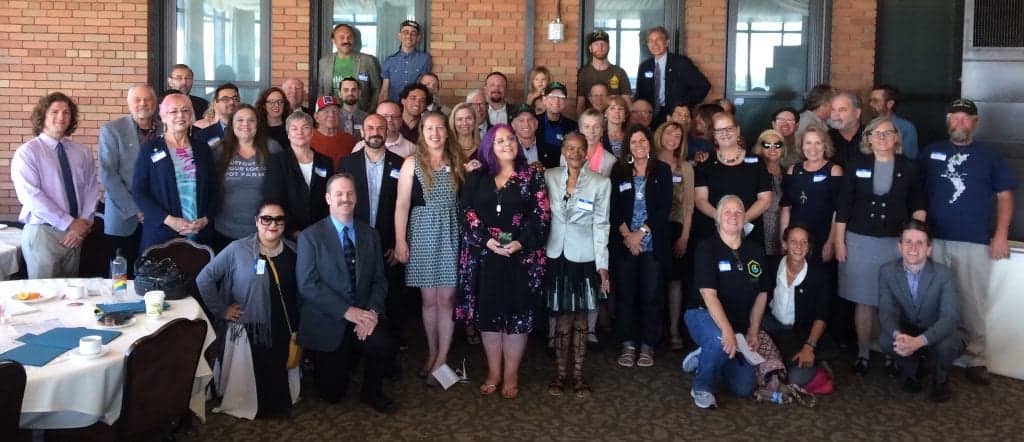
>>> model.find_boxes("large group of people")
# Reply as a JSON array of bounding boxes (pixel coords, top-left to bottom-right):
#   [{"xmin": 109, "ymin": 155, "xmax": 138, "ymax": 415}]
[{"xmin": 9, "ymin": 22, "xmax": 1018, "ymax": 420}]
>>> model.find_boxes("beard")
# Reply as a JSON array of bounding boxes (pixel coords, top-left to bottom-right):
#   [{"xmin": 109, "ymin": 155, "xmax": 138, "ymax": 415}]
[
  {"xmin": 342, "ymin": 97, "xmax": 359, "ymax": 106},
  {"xmin": 827, "ymin": 119, "xmax": 844, "ymax": 130},
  {"xmin": 365, "ymin": 135, "xmax": 385, "ymax": 149},
  {"xmin": 949, "ymin": 128, "xmax": 971, "ymax": 144}
]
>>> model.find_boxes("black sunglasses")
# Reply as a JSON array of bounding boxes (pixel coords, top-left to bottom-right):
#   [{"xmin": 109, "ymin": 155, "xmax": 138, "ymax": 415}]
[
  {"xmin": 257, "ymin": 215, "xmax": 286, "ymax": 226},
  {"xmin": 761, "ymin": 141, "xmax": 784, "ymax": 150}
]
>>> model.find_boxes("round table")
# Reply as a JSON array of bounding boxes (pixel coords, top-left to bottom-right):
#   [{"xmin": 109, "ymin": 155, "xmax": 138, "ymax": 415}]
[{"xmin": 0, "ymin": 278, "xmax": 215, "ymax": 430}]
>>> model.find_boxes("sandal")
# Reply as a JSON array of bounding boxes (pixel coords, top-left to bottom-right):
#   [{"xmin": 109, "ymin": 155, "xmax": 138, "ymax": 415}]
[
  {"xmin": 637, "ymin": 351, "xmax": 654, "ymax": 367},
  {"xmin": 617, "ymin": 347, "xmax": 636, "ymax": 367},
  {"xmin": 547, "ymin": 377, "xmax": 565, "ymax": 396},
  {"xmin": 573, "ymin": 377, "xmax": 592, "ymax": 398},
  {"xmin": 479, "ymin": 383, "xmax": 499, "ymax": 395},
  {"xmin": 466, "ymin": 332, "xmax": 481, "ymax": 345},
  {"xmin": 502, "ymin": 386, "xmax": 519, "ymax": 399}
]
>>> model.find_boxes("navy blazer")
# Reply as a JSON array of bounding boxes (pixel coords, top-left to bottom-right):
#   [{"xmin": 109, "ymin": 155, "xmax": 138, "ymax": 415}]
[
  {"xmin": 263, "ymin": 150, "xmax": 333, "ymax": 237},
  {"xmin": 193, "ymin": 122, "xmax": 225, "ymax": 147},
  {"xmin": 609, "ymin": 160, "xmax": 674, "ymax": 265},
  {"xmin": 765, "ymin": 256, "xmax": 831, "ymax": 337},
  {"xmin": 132, "ymin": 137, "xmax": 218, "ymax": 251},
  {"xmin": 836, "ymin": 154, "xmax": 926, "ymax": 237},
  {"xmin": 635, "ymin": 53, "xmax": 710, "ymax": 117},
  {"xmin": 336, "ymin": 149, "xmax": 404, "ymax": 251},
  {"xmin": 296, "ymin": 217, "xmax": 388, "ymax": 352}
]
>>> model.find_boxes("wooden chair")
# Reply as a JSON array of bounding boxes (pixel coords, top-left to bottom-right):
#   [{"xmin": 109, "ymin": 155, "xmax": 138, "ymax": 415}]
[
  {"xmin": 0, "ymin": 359, "xmax": 28, "ymax": 441},
  {"xmin": 46, "ymin": 318, "xmax": 208, "ymax": 441}
]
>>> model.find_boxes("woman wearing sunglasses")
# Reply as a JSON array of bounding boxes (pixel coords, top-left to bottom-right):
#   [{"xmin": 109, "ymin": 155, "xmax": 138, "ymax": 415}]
[
  {"xmin": 198, "ymin": 201, "xmax": 300, "ymax": 420},
  {"xmin": 751, "ymin": 129, "xmax": 786, "ymax": 258}
]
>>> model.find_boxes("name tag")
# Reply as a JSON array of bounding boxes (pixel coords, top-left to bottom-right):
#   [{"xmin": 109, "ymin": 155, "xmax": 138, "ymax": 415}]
[
  {"xmin": 443, "ymin": 165, "xmax": 451, "ymax": 173},
  {"xmin": 556, "ymin": 133, "xmax": 564, "ymax": 141},
  {"xmin": 672, "ymin": 175, "xmax": 683, "ymax": 183},
  {"xmin": 930, "ymin": 152, "xmax": 947, "ymax": 161},
  {"xmin": 314, "ymin": 167, "xmax": 328, "ymax": 178},
  {"xmin": 389, "ymin": 168, "xmax": 401, "ymax": 179},
  {"xmin": 718, "ymin": 260, "xmax": 732, "ymax": 272},
  {"xmin": 150, "ymin": 150, "xmax": 167, "ymax": 163},
  {"xmin": 255, "ymin": 259, "xmax": 266, "ymax": 275},
  {"xmin": 619, "ymin": 182, "xmax": 632, "ymax": 192},
  {"xmin": 576, "ymin": 198, "xmax": 594, "ymax": 211},
  {"xmin": 744, "ymin": 157, "xmax": 759, "ymax": 164},
  {"xmin": 812, "ymin": 174, "xmax": 826, "ymax": 183},
  {"xmin": 207, "ymin": 136, "xmax": 221, "ymax": 146},
  {"xmin": 856, "ymin": 168, "xmax": 872, "ymax": 178},
  {"xmin": 644, "ymin": 71, "xmax": 654, "ymax": 79},
  {"xmin": 357, "ymin": 73, "xmax": 369, "ymax": 82},
  {"xmin": 354, "ymin": 124, "xmax": 363, "ymax": 130}
]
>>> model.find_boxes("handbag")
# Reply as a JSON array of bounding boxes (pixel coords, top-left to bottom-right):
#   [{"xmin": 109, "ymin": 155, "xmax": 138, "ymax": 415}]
[
  {"xmin": 133, "ymin": 256, "xmax": 188, "ymax": 300},
  {"xmin": 266, "ymin": 257, "xmax": 302, "ymax": 369}
]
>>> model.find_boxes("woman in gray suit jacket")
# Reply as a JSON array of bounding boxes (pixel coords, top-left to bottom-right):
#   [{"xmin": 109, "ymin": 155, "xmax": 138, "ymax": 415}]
[{"xmin": 544, "ymin": 133, "xmax": 611, "ymax": 398}]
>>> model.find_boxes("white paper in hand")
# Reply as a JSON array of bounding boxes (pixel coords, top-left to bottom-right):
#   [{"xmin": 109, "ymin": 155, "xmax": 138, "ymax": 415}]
[
  {"xmin": 432, "ymin": 363, "xmax": 461, "ymax": 390},
  {"xmin": 735, "ymin": 333, "xmax": 765, "ymax": 365}
]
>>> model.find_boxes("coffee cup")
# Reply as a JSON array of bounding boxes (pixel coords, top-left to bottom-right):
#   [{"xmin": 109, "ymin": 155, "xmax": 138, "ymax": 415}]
[
  {"xmin": 66, "ymin": 285, "xmax": 85, "ymax": 300},
  {"xmin": 79, "ymin": 335, "xmax": 102, "ymax": 355},
  {"xmin": 144, "ymin": 290, "xmax": 165, "ymax": 318}
]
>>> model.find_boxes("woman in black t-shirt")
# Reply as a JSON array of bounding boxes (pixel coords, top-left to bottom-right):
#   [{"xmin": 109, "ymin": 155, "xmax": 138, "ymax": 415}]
[{"xmin": 682, "ymin": 195, "xmax": 769, "ymax": 409}]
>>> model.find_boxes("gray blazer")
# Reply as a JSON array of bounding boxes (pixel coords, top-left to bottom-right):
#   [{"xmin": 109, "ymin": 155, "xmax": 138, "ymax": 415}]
[
  {"xmin": 295, "ymin": 216, "xmax": 387, "ymax": 352},
  {"xmin": 317, "ymin": 52, "xmax": 382, "ymax": 113},
  {"xmin": 878, "ymin": 259, "xmax": 961, "ymax": 347},
  {"xmin": 99, "ymin": 115, "xmax": 161, "ymax": 236},
  {"xmin": 544, "ymin": 167, "xmax": 612, "ymax": 270}
]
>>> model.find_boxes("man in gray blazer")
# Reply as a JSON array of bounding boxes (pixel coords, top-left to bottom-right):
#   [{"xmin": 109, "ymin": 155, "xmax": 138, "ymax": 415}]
[
  {"xmin": 879, "ymin": 220, "xmax": 963, "ymax": 402},
  {"xmin": 317, "ymin": 24, "xmax": 381, "ymax": 113},
  {"xmin": 99, "ymin": 85, "xmax": 161, "ymax": 268},
  {"xmin": 296, "ymin": 173, "xmax": 396, "ymax": 414}
]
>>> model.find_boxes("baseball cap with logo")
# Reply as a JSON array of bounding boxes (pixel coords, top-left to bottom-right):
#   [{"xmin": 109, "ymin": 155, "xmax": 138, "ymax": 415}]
[
  {"xmin": 400, "ymin": 20, "xmax": 421, "ymax": 32},
  {"xmin": 947, "ymin": 98, "xmax": 978, "ymax": 116},
  {"xmin": 544, "ymin": 82, "xmax": 568, "ymax": 97},
  {"xmin": 587, "ymin": 29, "xmax": 610, "ymax": 46},
  {"xmin": 316, "ymin": 96, "xmax": 339, "ymax": 112}
]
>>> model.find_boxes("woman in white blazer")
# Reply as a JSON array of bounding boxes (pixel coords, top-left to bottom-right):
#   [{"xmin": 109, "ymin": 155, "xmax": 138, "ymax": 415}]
[{"xmin": 544, "ymin": 133, "xmax": 611, "ymax": 398}]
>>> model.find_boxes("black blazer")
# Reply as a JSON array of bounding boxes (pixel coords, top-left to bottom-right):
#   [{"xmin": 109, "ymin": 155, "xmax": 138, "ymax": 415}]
[
  {"xmin": 193, "ymin": 123, "xmax": 225, "ymax": 146},
  {"xmin": 609, "ymin": 160, "xmax": 674, "ymax": 265},
  {"xmin": 765, "ymin": 256, "xmax": 831, "ymax": 338},
  {"xmin": 263, "ymin": 150, "xmax": 333, "ymax": 237},
  {"xmin": 296, "ymin": 217, "xmax": 387, "ymax": 352},
  {"xmin": 485, "ymin": 102, "xmax": 518, "ymax": 127},
  {"xmin": 635, "ymin": 53, "xmax": 710, "ymax": 115},
  {"xmin": 836, "ymin": 154, "xmax": 925, "ymax": 237},
  {"xmin": 336, "ymin": 149, "xmax": 404, "ymax": 250}
]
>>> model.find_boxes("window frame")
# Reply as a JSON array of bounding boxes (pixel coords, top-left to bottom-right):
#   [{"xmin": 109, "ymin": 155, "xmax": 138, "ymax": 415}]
[
  {"xmin": 579, "ymin": 0, "xmax": 682, "ymax": 87},
  {"xmin": 314, "ymin": 0, "xmax": 430, "ymax": 61}
]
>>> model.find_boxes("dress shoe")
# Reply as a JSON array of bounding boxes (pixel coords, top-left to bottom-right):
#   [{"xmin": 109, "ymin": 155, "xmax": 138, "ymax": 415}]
[
  {"xmin": 361, "ymin": 394, "xmax": 398, "ymax": 414},
  {"xmin": 884, "ymin": 357, "xmax": 900, "ymax": 378},
  {"xmin": 929, "ymin": 380, "xmax": 951, "ymax": 402},
  {"xmin": 901, "ymin": 376, "xmax": 923, "ymax": 394},
  {"xmin": 853, "ymin": 357, "xmax": 870, "ymax": 376},
  {"xmin": 965, "ymin": 366, "xmax": 991, "ymax": 386}
]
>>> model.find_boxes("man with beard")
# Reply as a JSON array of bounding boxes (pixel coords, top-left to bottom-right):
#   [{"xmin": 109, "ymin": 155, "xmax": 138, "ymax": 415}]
[
  {"xmin": 312, "ymin": 95, "xmax": 356, "ymax": 166},
  {"xmin": 282, "ymin": 77, "xmax": 311, "ymax": 115},
  {"xmin": 99, "ymin": 85, "xmax": 161, "ymax": 275},
  {"xmin": 578, "ymin": 29, "xmax": 632, "ymax": 115},
  {"xmin": 353, "ymin": 101, "xmax": 417, "ymax": 158},
  {"xmin": 918, "ymin": 99, "xmax": 1018, "ymax": 386},
  {"xmin": 193, "ymin": 83, "xmax": 240, "ymax": 146},
  {"xmin": 419, "ymin": 72, "xmax": 450, "ymax": 116},
  {"xmin": 484, "ymin": 71, "xmax": 516, "ymax": 126},
  {"xmin": 380, "ymin": 20, "xmax": 432, "ymax": 103},
  {"xmin": 536, "ymin": 82, "xmax": 577, "ymax": 168},
  {"xmin": 635, "ymin": 26, "xmax": 710, "ymax": 127},
  {"xmin": 827, "ymin": 92, "xmax": 864, "ymax": 168},
  {"xmin": 318, "ymin": 23, "xmax": 381, "ymax": 112},
  {"xmin": 167, "ymin": 64, "xmax": 209, "ymax": 119},
  {"xmin": 339, "ymin": 77, "xmax": 367, "ymax": 142},
  {"xmin": 398, "ymin": 83, "xmax": 430, "ymax": 143},
  {"xmin": 869, "ymin": 85, "xmax": 919, "ymax": 159},
  {"xmin": 337, "ymin": 113, "xmax": 408, "ymax": 357}
]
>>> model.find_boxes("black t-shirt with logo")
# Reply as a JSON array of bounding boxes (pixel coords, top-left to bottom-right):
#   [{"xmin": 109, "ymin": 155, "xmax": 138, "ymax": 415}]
[{"xmin": 688, "ymin": 235, "xmax": 769, "ymax": 331}]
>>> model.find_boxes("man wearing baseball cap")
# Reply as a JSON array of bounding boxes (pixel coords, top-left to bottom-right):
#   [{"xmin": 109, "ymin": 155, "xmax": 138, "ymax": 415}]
[
  {"xmin": 536, "ymin": 82, "xmax": 578, "ymax": 169},
  {"xmin": 577, "ymin": 29, "xmax": 632, "ymax": 115},
  {"xmin": 510, "ymin": 104, "xmax": 543, "ymax": 166},
  {"xmin": 312, "ymin": 95, "xmax": 356, "ymax": 166},
  {"xmin": 380, "ymin": 20, "xmax": 432, "ymax": 104},
  {"xmin": 918, "ymin": 98, "xmax": 1019, "ymax": 386}
]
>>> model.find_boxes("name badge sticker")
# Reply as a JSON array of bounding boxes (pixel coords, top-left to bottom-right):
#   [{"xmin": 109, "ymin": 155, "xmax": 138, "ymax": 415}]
[
  {"xmin": 314, "ymin": 167, "xmax": 328, "ymax": 178},
  {"xmin": 150, "ymin": 150, "xmax": 167, "ymax": 163},
  {"xmin": 930, "ymin": 152, "xmax": 948, "ymax": 161},
  {"xmin": 576, "ymin": 198, "xmax": 594, "ymax": 211},
  {"xmin": 672, "ymin": 175, "xmax": 683, "ymax": 183},
  {"xmin": 619, "ymin": 182, "xmax": 633, "ymax": 192},
  {"xmin": 357, "ymin": 72, "xmax": 369, "ymax": 82},
  {"xmin": 354, "ymin": 124, "xmax": 363, "ymax": 130},
  {"xmin": 644, "ymin": 71, "xmax": 654, "ymax": 79},
  {"xmin": 390, "ymin": 168, "xmax": 401, "ymax": 179},
  {"xmin": 744, "ymin": 157, "xmax": 759, "ymax": 164},
  {"xmin": 255, "ymin": 259, "xmax": 266, "ymax": 275},
  {"xmin": 718, "ymin": 260, "xmax": 732, "ymax": 272},
  {"xmin": 812, "ymin": 174, "xmax": 826, "ymax": 183},
  {"xmin": 556, "ymin": 133, "xmax": 564, "ymax": 141},
  {"xmin": 856, "ymin": 168, "xmax": 872, "ymax": 179}
]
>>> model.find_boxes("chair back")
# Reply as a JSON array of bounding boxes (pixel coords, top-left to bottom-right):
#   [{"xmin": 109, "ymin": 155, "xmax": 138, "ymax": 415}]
[
  {"xmin": 0, "ymin": 360, "xmax": 27, "ymax": 436},
  {"xmin": 78, "ymin": 214, "xmax": 109, "ymax": 278},
  {"xmin": 141, "ymin": 238, "xmax": 214, "ymax": 297},
  {"xmin": 118, "ymin": 318, "xmax": 207, "ymax": 439}
]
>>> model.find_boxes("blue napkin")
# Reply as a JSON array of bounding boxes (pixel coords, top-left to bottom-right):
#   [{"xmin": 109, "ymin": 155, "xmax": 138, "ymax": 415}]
[
  {"xmin": 94, "ymin": 301, "xmax": 171, "ymax": 316},
  {"xmin": 0, "ymin": 343, "xmax": 69, "ymax": 367},
  {"xmin": 17, "ymin": 327, "xmax": 121, "ymax": 349}
]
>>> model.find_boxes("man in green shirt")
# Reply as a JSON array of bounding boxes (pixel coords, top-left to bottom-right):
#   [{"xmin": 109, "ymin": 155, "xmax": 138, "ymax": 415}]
[{"xmin": 317, "ymin": 24, "xmax": 382, "ymax": 113}]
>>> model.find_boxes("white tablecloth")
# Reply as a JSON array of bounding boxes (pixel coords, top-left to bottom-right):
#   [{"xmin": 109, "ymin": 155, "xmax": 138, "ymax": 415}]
[
  {"xmin": 0, "ymin": 226, "xmax": 23, "ymax": 279},
  {"xmin": 987, "ymin": 243, "xmax": 1024, "ymax": 380},
  {"xmin": 0, "ymin": 278, "xmax": 215, "ymax": 430}
]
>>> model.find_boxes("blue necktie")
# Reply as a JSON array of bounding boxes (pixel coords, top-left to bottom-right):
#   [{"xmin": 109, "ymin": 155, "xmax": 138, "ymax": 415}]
[
  {"xmin": 56, "ymin": 142, "xmax": 78, "ymax": 218},
  {"xmin": 342, "ymin": 225, "xmax": 356, "ymax": 289}
]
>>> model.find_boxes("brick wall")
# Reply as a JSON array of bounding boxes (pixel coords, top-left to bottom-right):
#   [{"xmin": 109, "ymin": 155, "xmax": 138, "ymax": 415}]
[
  {"xmin": 830, "ymin": 0, "xmax": 877, "ymax": 96},
  {"xmin": 684, "ymin": 0, "xmax": 728, "ymax": 101},
  {"xmin": 270, "ymin": 0, "xmax": 311, "ymax": 84},
  {"xmin": 532, "ymin": 0, "xmax": 581, "ymax": 111}
]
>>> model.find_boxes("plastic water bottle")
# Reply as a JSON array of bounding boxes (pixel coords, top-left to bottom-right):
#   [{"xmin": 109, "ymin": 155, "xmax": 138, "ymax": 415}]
[{"xmin": 110, "ymin": 248, "xmax": 128, "ymax": 301}]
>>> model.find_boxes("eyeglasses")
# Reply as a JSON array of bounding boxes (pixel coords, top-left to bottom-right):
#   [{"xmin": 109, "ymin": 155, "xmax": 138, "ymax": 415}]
[
  {"xmin": 761, "ymin": 141, "xmax": 784, "ymax": 149},
  {"xmin": 170, "ymin": 76, "xmax": 193, "ymax": 81},
  {"xmin": 217, "ymin": 96, "xmax": 241, "ymax": 103},
  {"xmin": 257, "ymin": 215, "xmax": 286, "ymax": 226},
  {"xmin": 266, "ymin": 99, "xmax": 286, "ymax": 106},
  {"xmin": 869, "ymin": 129, "xmax": 898, "ymax": 139},
  {"xmin": 713, "ymin": 125, "xmax": 737, "ymax": 134},
  {"xmin": 774, "ymin": 117, "xmax": 796, "ymax": 123},
  {"xmin": 633, "ymin": 109, "xmax": 653, "ymax": 115}
]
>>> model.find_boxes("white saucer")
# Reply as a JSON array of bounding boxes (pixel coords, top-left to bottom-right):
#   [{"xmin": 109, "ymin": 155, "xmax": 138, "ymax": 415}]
[
  {"xmin": 11, "ymin": 293, "xmax": 54, "ymax": 304},
  {"xmin": 96, "ymin": 316, "xmax": 137, "ymax": 329},
  {"xmin": 72, "ymin": 346, "xmax": 108, "ymax": 360}
]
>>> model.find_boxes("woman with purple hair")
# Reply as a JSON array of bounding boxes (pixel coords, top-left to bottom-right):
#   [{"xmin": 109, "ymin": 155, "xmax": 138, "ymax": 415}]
[{"xmin": 455, "ymin": 124, "xmax": 551, "ymax": 399}]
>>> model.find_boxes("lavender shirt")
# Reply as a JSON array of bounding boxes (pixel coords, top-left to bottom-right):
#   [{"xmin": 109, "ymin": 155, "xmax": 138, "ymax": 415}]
[{"xmin": 12, "ymin": 134, "xmax": 100, "ymax": 230}]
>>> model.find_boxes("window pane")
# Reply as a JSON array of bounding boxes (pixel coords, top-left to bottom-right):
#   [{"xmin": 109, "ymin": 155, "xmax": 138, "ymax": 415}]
[
  {"xmin": 592, "ymin": 0, "xmax": 667, "ymax": 89},
  {"xmin": 333, "ymin": 0, "xmax": 416, "ymax": 58},
  {"xmin": 731, "ymin": 0, "xmax": 809, "ymax": 93},
  {"xmin": 175, "ymin": 0, "xmax": 263, "ymax": 84}
]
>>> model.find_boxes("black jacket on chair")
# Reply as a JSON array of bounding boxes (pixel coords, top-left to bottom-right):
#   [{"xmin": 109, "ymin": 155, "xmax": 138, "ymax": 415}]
[
  {"xmin": 609, "ymin": 160, "xmax": 674, "ymax": 266},
  {"xmin": 836, "ymin": 153, "xmax": 925, "ymax": 237},
  {"xmin": 263, "ymin": 150, "xmax": 333, "ymax": 237},
  {"xmin": 336, "ymin": 149, "xmax": 404, "ymax": 251}
]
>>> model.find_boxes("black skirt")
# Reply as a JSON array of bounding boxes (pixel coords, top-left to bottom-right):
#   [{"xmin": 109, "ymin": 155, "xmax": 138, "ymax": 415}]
[{"xmin": 545, "ymin": 255, "xmax": 606, "ymax": 314}]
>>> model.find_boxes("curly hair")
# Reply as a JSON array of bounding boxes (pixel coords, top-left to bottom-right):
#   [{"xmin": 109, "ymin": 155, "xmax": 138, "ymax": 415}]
[
  {"xmin": 254, "ymin": 87, "xmax": 292, "ymax": 129},
  {"xmin": 31, "ymin": 92, "xmax": 78, "ymax": 136}
]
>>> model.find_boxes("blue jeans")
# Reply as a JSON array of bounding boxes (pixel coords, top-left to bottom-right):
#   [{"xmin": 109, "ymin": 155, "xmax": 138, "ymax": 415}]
[{"xmin": 684, "ymin": 308, "xmax": 757, "ymax": 396}]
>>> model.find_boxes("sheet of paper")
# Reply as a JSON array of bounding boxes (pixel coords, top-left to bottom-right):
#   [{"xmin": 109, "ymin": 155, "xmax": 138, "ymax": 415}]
[
  {"xmin": 432, "ymin": 363, "xmax": 461, "ymax": 390},
  {"xmin": 735, "ymin": 333, "xmax": 765, "ymax": 365}
]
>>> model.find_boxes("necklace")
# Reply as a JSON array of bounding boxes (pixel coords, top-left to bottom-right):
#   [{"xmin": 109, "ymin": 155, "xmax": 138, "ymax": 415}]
[{"xmin": 718, "ymin": 148, "xmax": 744, "ymax": 165}]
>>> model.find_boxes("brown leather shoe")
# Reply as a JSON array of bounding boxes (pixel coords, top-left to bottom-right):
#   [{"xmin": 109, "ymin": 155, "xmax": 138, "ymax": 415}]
[{"xmin": 965, "ymin": 366, "xmax": 991, "ymax": 386}]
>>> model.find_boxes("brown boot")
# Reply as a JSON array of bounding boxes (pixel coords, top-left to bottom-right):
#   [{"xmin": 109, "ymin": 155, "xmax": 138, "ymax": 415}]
[
  {"xmin": 548, "ymin": 331, "xmax": 570, "ymax": 396},
  {"xmin": 572, "ymin": 326, "xmax": 591, "ymax": 398}
]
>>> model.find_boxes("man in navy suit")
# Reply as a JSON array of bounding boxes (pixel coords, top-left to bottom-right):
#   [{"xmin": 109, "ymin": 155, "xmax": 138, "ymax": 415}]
[
  {"xmin": 296, "ymin": 173, "xmax": 397, "ymax": 414},
  {"xmin": 634, "ymin": 26, "xmax": 710, "ymax": 127},
  {"xmin": 193, "ymin": 83, "xmax": 240, "ymax": 146}
]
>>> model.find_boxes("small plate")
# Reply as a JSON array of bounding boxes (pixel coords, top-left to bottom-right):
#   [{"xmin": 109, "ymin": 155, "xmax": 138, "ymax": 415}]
[
  {"xmin": 96, "ymin": 316, "xmax": 137, "ymax": 329},
  {"xmin": 0, "ymin": 223, "xmax": 8, "ymax": 230},
  {"xmin": 71, "ymin": 347, "xmax": 108, "ymax": 360},
  {"xmin": 11, "ymin": 293, "xmax": 53, "ymax": 304}
]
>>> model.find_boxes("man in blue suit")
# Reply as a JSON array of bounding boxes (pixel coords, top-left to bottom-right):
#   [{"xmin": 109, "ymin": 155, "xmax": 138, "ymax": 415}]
[
  {"xmin": 296, "ymin": 173, "xmax": 397, "ymax": 414},
  {"xmin": 634, "ymin": 26, "xmax": 710, "ymax": 127}
]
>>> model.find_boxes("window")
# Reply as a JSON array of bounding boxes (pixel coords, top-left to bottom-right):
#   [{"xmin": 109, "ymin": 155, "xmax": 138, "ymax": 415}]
[
  {"xmin": 583, "ymin": 0, "xmax": 681, "ymax": 89},
  {"xmin": 727, "ymin": 0, "xmax": 831, "ymax": 97},
  {"xmin": 322, "ymin": 0, "xmax": 427, "ymax": 59},
  {"xmin": 163, "ymin": 0, "xmax": 271, "ymax": 105}
]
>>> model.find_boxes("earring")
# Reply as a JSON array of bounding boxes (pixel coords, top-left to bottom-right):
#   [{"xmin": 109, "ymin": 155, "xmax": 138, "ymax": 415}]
[{"xmin": 626, "ymin": 155, "xmax": 634, "ymax": 164}]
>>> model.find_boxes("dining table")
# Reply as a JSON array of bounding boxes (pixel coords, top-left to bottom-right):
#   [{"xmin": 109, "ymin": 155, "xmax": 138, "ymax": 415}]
[
  {"xmin": 0, "ymin": 225, "xmax": 23, "ymax": 280},
  {"xmin": 0, "ymin": 278, "xmax": 215, "ymax": 430}
]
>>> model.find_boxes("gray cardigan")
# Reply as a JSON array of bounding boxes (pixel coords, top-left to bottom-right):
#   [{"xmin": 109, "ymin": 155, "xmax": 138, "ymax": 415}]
[{"xmin": 197, "ymin": 234, "xmax": 297, "ymax": 345}]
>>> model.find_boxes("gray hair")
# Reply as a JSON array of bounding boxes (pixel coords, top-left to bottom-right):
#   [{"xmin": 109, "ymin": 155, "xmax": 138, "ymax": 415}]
[
  {"xmin": 286, "ymin": 110, "xmax": 314, "ymax": 129},
  {"xmin": 714, "ymin": 195, "xmax": 746, "ymax": 227},
  {"xmin": 833, "ymin": 91, "xmax": 862, "ymax": 110},
  {"xmin": 127, "ymin": 84, "xmax": 156, "ymax": 97},
  {"xmin": 466, "ymin": 88, "xmax": 485, "ymax": 103},
  {"xmin": 859, "ymin": 116, "xmax": 903, "ymax": 155}
]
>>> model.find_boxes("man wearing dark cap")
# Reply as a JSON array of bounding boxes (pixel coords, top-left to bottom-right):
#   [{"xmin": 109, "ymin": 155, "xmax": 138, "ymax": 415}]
[
  {"xmin": 536, "ymin": 82, "xmax": 577, "ymax": 169},
  {"xmin": 380, "ymin": 20, "xmax": 432, "ymax": 104},
  {"xmin": 577, "ymin": 29, "xmax": 633, "ymax": 115},
  {"xmin": 635, "ymin": 25, "xmax": 710, "ymax": 127},
  {"xmin": 510, "ymin": 104, "xmax": 543, "ymax": 166},
  {"xmin": 312, "ymin": 95, "xmax": 357, "ymax": 166},
  {"xmin": 918, "ymin": 98, "xmax": 1019, "ymax": 386}
]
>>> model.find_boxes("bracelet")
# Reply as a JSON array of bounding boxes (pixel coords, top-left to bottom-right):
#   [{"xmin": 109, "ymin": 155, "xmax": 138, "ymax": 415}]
[{"xmin": 804, "ymin": 341, "xmax": 817, "ymax": 349}]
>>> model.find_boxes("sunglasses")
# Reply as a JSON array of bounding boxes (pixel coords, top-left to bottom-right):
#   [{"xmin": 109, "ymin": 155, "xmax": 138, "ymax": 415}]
[
  {"xmin": 761, "ymin": 141, "xmax": 784, "ymax": 149},
  {"xmin": 257, "ymin": 215, "xmax": 286, "ymax": 226}
]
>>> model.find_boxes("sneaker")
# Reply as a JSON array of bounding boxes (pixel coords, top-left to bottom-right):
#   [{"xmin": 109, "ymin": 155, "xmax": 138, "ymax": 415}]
[
  {"xmin": 682, "ymin": 348, "xmax": 701, "ymax": 373},
  {"xmin": 853, "ymin": 357, "xmax": 870, "ymax": 376},
  {"xmin": 884, "ymin": 356, "xmax": 900, "ymax": 378},
  {"xmin": 690, "ymin": 389, "xmax": 717, "ymax": 409}
]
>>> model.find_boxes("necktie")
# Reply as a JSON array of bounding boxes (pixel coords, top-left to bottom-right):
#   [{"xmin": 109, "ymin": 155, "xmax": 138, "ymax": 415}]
[
  {"xmin": 56, "ymin": 142, "xmax": 79, "ymax": 218},
  {"xmin": 653, "ymin": 60, "xmax": 662, "ymax": 113},
  {"xmin": 342, "ymin": 225, "xmax": 357, "ymax": 290}
]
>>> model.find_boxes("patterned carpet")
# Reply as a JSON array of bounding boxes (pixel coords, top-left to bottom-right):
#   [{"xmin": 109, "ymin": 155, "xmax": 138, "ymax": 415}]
[{"xmin": 182, "ymin": 330, "xmax": 1024, "ymax": 441}]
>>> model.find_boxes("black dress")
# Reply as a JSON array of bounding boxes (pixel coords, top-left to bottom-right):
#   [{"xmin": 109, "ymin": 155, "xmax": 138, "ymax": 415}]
[
  {"xmin": 780, "ymin": 161, "xmax": 840, "ymax": 253},
  {"xmin": 249, "ymin": 249, "xmax": 298, "ymax": 417},
  {"xmin": 693, "ymin": 155, "xmax": 772, "ymax": 248}
]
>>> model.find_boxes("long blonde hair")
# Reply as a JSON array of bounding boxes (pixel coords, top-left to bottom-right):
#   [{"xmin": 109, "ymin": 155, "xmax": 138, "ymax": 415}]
[
  {"xmin": 653, "ymin": 121, "xmax": 688, "ymax": 170},
  {"xmin": 415, "ymin": 112, "xmax": 465, "ymax": 192}
]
